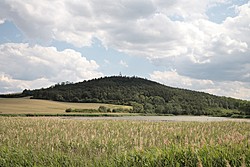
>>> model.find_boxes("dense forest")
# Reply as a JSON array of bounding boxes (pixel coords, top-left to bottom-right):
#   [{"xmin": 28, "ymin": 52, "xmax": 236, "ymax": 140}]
[{"xmin": 2, "ymin": 76, "xmax": 250, "ymax": 116}]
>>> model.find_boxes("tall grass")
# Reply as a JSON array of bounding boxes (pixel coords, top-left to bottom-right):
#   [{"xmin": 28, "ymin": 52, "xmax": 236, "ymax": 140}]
[{"xmin": 0, "ymin": 117, "xmax": 249, "ymax": 166}]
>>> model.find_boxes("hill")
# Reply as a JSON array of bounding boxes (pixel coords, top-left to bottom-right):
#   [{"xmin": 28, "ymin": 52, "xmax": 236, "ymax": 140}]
[{"xmin": 2, "ymin": 76, "xmax": 250, "ymax": 116}]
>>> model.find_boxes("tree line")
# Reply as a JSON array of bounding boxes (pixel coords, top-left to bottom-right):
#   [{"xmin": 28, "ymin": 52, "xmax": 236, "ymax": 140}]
[{"xmin": 18, "ymin": 76, "xmax": 250, "ymax": 116}]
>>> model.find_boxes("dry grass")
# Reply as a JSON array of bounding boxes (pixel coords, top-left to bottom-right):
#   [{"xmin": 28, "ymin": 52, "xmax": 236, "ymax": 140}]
[{"xmin": 0, "ymin": 98, "xmax": 132, "ymax": 114}]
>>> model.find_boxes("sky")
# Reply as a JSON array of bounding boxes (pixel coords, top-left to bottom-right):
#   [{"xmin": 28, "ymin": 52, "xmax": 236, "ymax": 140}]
[{"xmin": 0, "ymin": 0, "xmax": 250, "ymax": 100}]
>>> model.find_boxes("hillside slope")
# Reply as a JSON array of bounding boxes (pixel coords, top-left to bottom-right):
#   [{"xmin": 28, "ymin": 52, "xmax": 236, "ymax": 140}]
[
  {"xmin": 6, "ymin": 76, "xmax": 250, "ymax": 116},
  {"xmin": 0, "ymin": 98, "xmax": 130, "ymax": 114}
]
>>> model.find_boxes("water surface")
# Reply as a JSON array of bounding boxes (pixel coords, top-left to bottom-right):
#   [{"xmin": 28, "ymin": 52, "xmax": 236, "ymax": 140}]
[{"xmin": 64, "ymin": 116, "xmax": 250, "ymax": 122}]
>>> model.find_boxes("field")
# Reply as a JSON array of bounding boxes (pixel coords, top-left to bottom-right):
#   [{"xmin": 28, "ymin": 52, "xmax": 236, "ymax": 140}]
[
  {"xmin": 0, "ymin": 117, "xmax": 250, "ymax": 166},
  {"xmin": 0, "ymin": 98, "xmax": 132, "ymax": 115}
]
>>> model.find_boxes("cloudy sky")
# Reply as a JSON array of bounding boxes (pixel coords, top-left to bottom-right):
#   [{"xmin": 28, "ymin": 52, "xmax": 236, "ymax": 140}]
[{"xmin": 0, "ymin": 0, "xmax": 250, "ymax": 100}]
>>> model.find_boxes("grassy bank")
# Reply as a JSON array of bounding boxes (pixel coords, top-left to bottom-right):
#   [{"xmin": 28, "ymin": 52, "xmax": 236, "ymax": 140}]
[{"xmin": 0, "ymin": 117, "xmax": 249, "ymax": 166}]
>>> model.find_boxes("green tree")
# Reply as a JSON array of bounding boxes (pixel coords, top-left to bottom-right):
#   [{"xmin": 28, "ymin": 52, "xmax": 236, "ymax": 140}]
[
  {"xmin": 132, "ymin": 102, "xmax": 144, "ymax": 113},
  {"xmin": 164, "ymin": 103, "xmax": 174, "ymax": 114},
  {"xmin": 98, "ymin": 106, "xmax": 108, "ymax": 112},
  {"xmin": 155, "ymin": 105, "xmax": 165, "ymax": 114},
  {"xmin": 152, "ymin": 96, "xmax": 165, "ymax": 105},
  {"xmin": 144, "ymin": 103, "xmax": 154, "ymax": 113}
]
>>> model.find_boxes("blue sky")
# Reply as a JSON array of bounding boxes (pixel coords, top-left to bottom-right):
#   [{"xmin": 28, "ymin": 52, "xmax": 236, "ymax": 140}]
[{"xmin": 0, "ymin": 0, "xmax": 249, "ymax": 100}]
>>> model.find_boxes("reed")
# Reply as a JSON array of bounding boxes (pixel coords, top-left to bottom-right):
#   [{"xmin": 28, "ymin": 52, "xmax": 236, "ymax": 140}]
[{"xmin": 0, "ymin": 117, "xmax": 249, "ymax": 166}]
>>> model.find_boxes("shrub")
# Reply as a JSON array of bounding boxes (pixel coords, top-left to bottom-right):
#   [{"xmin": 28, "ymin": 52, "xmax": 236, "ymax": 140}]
[
  {"xmin": 112, "ymin": 108, "xmax": 123, "ymax": 113},
  {"xmin": 98, "ymin": 106, "xmax": 108, "ymax": 112},
  {"xmin": 65, "ymin": 108, "xmax": 98, "ymax": 113},
  {"xmin": 231, "ymin": 114, "xmax": 244, "ymax": 118},
  {"xmin": 65, "ymin": 108, "xmax": 72, "ymax": 112}
]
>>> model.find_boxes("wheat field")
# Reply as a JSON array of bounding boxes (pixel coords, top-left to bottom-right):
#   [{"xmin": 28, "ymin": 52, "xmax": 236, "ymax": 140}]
[{"xmin": 0, "ymin": 98, "xmax": 132, "ymax": 114}]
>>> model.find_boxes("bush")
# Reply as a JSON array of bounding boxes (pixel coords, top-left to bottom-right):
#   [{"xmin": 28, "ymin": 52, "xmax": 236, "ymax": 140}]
[
  {"xmin": 131, "ymin": 102, "xmax": 144, "ymax": 113},
  {"xmin": 65, "ymin": 108, "xmax": 98, "ymax": 113},
  {"xmin": 65, "ymin": 108, "xmax": 72, "ymax": 112},
  {"xmin": 245, "ymin": 115, "xmax": 250, "ymax": 118},
  {"xmin": 98, "ymin": 106, "xmax": 108, "ymax": 112},
  {"xmin": 231, "ymin": 114, "xmax": 244, "ymax": 118},
  {"xmin": 231, "ymin": 114, "xmax": 250, "ymax": 119},
  {"xmin": 112, "ymin": 108, "xmax": 124, "ymax": 113}
]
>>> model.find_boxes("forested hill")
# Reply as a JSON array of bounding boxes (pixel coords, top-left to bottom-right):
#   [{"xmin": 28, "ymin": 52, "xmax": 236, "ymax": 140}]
[{"xmin": 9, "ymin": 76, "xmax": 250, "ymax": 116}]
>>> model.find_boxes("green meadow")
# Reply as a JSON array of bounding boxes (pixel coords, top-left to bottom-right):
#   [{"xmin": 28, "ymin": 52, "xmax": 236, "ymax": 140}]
[{"xmin": 0, "ymin": 117, "xmax": 249, "ymax": 166}]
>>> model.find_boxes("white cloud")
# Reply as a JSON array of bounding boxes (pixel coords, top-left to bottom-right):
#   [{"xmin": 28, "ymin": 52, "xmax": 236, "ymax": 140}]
[
  {"xmin": 0, "ymin": 43, "xmax": 103, "ymax": 93},
  {"xmin": 0, "ymin": 73, "xmax": 53, "ymax": 93},
  {"xmin": 0, "ymin": 0, "xmax": 218, "ymax": 47},
  {"xmin": 150, "ymin": 70, "xmax": 214, "ymax": 90},
  {"xmin": 119, "ymin": 60, "xmax": 128, "ymax": 67},
  {"xmin": 223, "ymin": 2, "xmax": 250, "ymax": 44},
  {"xmin": 202, "ymin": 81, "xmax": 250, "ymax": 100},
  {"xmin": 1, "ymin": 0, "xmax": 248, "ymax": 61},
  {"xmin": 150, "ymin": 70, "xmax": 250, "ymax": 100},
  {"xmin": 0, "ymin": 0, "xmax": 95, "ymax": 46},
  {"xmin": 0, "ymin": 19, "xmax": 5, "ymax": 24},
  {"xmin": 0, "ymin": 0, "xmax": 249, "ymax": 98}
]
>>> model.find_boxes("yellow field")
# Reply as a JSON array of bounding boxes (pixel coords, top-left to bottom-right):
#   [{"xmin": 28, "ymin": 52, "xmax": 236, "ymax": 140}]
[{"xmin": 0, "ymin": 97, "xmax": 132, "ymax": 114}]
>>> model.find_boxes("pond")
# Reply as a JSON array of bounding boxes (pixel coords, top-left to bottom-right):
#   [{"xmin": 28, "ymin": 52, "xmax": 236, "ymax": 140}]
[{"xmin": 64, "ymin": 116, "xmax": 250, "ymax": 122}]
